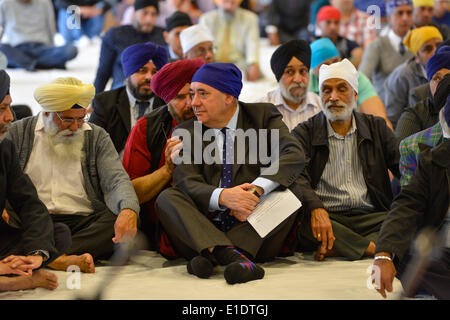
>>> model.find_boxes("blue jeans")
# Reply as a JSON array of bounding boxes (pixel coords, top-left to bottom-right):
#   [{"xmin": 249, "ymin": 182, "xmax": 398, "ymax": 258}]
[
  {"xmin": 0, "ymin": 42, "xmax": 78, "ymax": 71},
  {"xmin": 58, "ymin": 8, "xmax": 104, "ymax": 43}
]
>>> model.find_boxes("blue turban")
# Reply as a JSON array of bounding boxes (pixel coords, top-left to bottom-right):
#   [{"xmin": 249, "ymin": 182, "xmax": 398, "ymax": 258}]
[
  {"xmin": 121, "ymin": 42, "xmax": 168, "ymax": 78},
  {"xmin": 310, "ymin": 38, "xmax": 339, "ymax": 69},
  {"xmin": 386, "ymin": 0, "xmax": 413, "ymax": 16},
  {"xmin": 0, "ymin": 70, "xmax": 10, "ymax": 102},
  {"xmin": 426, "ymin": 45, "xmax": 450, "ymax": 81},
  {"xmin": 191, "ymin": 63, "xmax": 242, "ymax": 98}
]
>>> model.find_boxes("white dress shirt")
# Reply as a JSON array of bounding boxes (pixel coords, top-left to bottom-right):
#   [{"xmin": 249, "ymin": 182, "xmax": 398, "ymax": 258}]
[
  {"xmin": 208, "ymin": 104, "xmax": 280, "ymax": 211},
  {"xmin": 24, "ymin": 113, "xmax": 94, "ymax": 215},
  {"xmin": 126, "ymin": 87, "xmax": 155, "ymax": 128},
  {"xmin": 388, "ymin": 28, "xmax": 406, "ymax": 54},
  {"xmin": 256, "ymin": 87, "xmax": 322, "ymax": 131}
]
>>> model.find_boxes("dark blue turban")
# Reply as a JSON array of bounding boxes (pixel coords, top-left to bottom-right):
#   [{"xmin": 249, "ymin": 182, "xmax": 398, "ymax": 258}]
[
  {"xmin": 426, "ymin": 45, "xmax": 450, "ymax": 81},
  {"xmin": 191, "ymin": 63, "xmax": 242, "ymax": 98},
  {"xmin": 0, "ymin": 70, "xmax": 10, "ymax": 102},
  {"xmin": 121, "ymin": 42, "xmax": 168, "ymax": 78},
  {"xmin": 271, "ymin": 39, "xmax": 311, "ymax": 82}
]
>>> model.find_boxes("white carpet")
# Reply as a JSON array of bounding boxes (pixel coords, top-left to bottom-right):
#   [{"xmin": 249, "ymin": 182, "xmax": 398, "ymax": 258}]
[
  {"xmin": 0, "ymin": 252, "xmax": 403, "ymax": 300},
  {"xmin": 3, "ymin": 38, "xmax": 405, "ymax": 300}
]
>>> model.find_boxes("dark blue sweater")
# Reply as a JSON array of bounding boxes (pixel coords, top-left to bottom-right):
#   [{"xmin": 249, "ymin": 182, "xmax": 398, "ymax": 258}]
[{"xmin": 93, "ymin": 25, "xmax": 166, "ymax": 94}]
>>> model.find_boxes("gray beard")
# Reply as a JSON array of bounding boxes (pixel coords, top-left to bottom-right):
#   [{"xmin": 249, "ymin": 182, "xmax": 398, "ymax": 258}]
[
  {"xmin": 42, "ymin": 115, "xmax": 85, "ymax": 163},
  {"xmin": 279, "ymin": 82, "xmax": 307, "ymax": 105},
  {"xmin": 322, "ymin": 99, "xmax": 356, "ymax": 122},
  {"xmin": 0, "ymin": 122, "xmax": 11, "ymax": 142}
]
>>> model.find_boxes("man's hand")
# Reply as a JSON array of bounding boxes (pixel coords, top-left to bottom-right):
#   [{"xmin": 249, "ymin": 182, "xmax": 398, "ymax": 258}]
[
  {"xmin": 246, "ymin": 63, "xmax": 261, "ymax": 82},
  {"xmin": 113, "ymin": 209, "xmax": 138, "ymax": 243},
  {"xmin": 310, "ymin": 208, "xmax": 335, "ymax": 250},
  {"xmin": 219, "ymin": 183, "xmax": 260, "ymax": 218},
  {"xmin": 1, "ymin": 255, "xmax": 43, "ymax": 275},
  {"xmin": 164, "ymin": 136, "xmax": 182, "ymax": 174},
  {"xmin": 0, "ymin": 261, "xmax": 31, "ymax": 276},
  {"xmin": 372, "ymin": 252, "xmax": 396, "ymax": 298}
]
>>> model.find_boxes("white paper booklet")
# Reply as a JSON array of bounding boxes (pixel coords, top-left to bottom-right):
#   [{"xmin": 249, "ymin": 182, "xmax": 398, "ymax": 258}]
[{"xmin": 247, "ymin": 189, "xmax": 302, "ymax": 238}]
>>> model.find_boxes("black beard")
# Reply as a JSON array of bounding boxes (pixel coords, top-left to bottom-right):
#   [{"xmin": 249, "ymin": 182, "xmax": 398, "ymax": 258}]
[
  {"xmin": 127, "ymin": 79, "xmax": 153, "ymax": 101},
  {"xmin": 168, "ymin": 104, "xmax": 194, "ymax": 124}
]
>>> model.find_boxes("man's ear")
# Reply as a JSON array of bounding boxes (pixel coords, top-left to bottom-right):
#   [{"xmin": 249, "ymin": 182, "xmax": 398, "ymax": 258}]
[
  {"xmin": 163, "ymin": 31, "xmax": 169, "ymax": 43},
  {"xmin": 224, "ymin": 93, "xmax": 236, "ymax": 106},
  {"xmin": 414, "ymin": 54, "xmax": 421, "ymax": 64}
]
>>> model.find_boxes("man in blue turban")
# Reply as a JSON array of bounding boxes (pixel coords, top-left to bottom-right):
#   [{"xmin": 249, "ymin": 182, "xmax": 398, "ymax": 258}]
[
  {"xmin": 93, "ymin": 0, "xmax": 165, "ymax": 94},
  {"xmin": 90, "ymin": 41, "xmax": 168, "ymax": 156},
  {"xmin": 155, "ymin": 62, "xmax": 306, "ymax": 285}
]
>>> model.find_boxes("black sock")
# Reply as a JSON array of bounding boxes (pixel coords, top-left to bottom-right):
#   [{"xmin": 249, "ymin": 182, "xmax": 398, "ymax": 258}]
[
  {"xmin": 212, "ymin": 246, "xmax": 252, "ymax": 265},
  {"xmin": 187, "ymin": 256, "xmax": 213, "ymax": 279},
  {"xmin": 213, "ymin": 246, "xmax": 265, "ymax": 284}
]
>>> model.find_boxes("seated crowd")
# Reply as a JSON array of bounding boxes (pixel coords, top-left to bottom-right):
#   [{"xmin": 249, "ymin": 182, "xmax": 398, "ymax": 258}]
[{"xmin": 0, "ymin": 0, "xmax": 449, "ymax": 299}]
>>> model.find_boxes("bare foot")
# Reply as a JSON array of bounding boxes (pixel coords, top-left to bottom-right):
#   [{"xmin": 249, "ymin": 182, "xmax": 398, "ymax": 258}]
[
  {"xmin": 48, "ymin": 253, "xmax": 95, "ymax": 273},
  {"xmin": 364, "ymin": 241, "xmax": 376, "ymax": 257},
  {"xmin": 30, "ymin": 269, "xmax": 58, "ymax": 290},
  {"xmin": 0, "ymin": 270, "xmax": 58, "ymax": 291},
  {"xmin": 314, "ymin": 246, "xmax": 339, "ymax": 261}
]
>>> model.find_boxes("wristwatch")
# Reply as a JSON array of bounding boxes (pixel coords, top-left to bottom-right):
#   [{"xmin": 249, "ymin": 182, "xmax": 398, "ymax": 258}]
[
  {"xmin": 29, "ymin": 250, "xmax": 49, "ymax": 262},
  {"xmin": 248, "ymin": 186, "xmax": 261, "ymax": 198}
]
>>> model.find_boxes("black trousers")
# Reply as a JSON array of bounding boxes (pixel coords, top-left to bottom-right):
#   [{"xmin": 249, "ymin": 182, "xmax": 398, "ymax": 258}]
[
  {"xmin": 155, "ymin": 187, "xmax": 297, "ymax": 263},
  {"xmin": 0, "ymin": 220, "xmax": 71, "ymax": 267},
  {"xmin": 50, "ymin": 208, "xmax": 117, "ymax": 261}
]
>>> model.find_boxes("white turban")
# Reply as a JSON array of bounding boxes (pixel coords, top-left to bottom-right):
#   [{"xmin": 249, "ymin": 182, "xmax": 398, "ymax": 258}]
[
  {"xmin": 318, "ymin": 58, "xmax": 359, "ymax": 94},
  {"xmin": 34, "ymin": 77, "xmax": 95, "ymax": 112},
  {"xmin": 180, "ymin": 24, "xmax": 214, "ymax": 55}
]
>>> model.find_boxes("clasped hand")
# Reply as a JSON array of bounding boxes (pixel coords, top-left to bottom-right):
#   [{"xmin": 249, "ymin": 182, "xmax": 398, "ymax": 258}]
[{"xmin": 219, "ymin": 183, "xmax": 263, "ymax": 222}]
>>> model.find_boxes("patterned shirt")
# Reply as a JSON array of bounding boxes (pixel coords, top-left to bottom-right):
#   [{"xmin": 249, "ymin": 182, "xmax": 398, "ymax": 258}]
[
  {"xmin": 315, "ymin": 115, "xmax": 374, "ymax": 212},
  {"xmin": 339, "ymin": 8, "xmax": 377, "ymax": 48},
  {"xmin": 399, "ymin": 122, "xmax": 443, "ymax": 186}
]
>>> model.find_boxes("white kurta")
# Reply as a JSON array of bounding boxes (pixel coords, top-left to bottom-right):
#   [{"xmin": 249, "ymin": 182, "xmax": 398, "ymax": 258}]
[{"xmin": 24, "ymin": 113, "xmax": 94, "ymax": 215}]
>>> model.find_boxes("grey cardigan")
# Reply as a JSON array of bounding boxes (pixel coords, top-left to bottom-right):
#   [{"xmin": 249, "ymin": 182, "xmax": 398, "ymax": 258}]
[{"xmin": 6, "ymin": 116, "xmax": 140, "ymax": 216}]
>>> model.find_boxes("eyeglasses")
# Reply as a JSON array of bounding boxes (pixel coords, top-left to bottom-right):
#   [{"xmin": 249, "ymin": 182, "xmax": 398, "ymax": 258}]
[{"xmin": 55, "ymin": 112, "xmax": 89, "ymax": 126}]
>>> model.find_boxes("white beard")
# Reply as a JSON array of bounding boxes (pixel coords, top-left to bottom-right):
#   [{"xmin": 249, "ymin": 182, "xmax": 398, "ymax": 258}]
[
  {"xmin": 279, "ymin": 82, "xmax": 307, "ymax": 105},
  {"xmin": 42, "ymin": 114, "xmax": 85, "ymax": 164},
  {"xmin": 322, "ymin": 98, "xmax": 356, "ymax": 122},
  {"xmin": 0, "ymin": 122, "xmax": 11, "ymax": 142}
]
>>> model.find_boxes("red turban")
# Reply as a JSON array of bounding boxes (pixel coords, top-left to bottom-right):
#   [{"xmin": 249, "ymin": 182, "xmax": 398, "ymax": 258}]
[
  {"xmin": 151, "ymin": 58, "xmax": 205, "ymax": 103},
  {"xmin": 317, "ymin": 5, "xmax": 341, "ymax": 22}
]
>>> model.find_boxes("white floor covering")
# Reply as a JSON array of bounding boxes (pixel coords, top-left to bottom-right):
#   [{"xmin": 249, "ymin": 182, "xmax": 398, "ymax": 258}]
[
  {"xmin": 3, "ymin": 38, "xmax": 405, "ymax": 300},
  {"xmin": 0, "ymin": 251, "xmax": 403, "ymax": 300}
]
